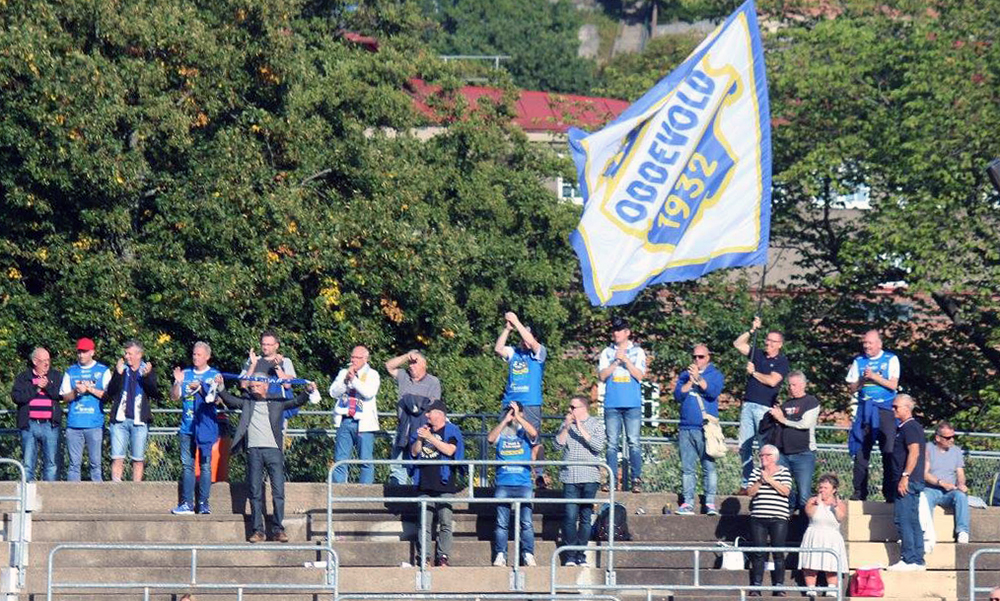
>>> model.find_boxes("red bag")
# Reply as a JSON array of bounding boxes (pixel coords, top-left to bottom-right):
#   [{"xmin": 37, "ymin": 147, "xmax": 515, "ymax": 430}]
[{"xmin": 849, "ymin": 567, "xmax": 884, "ymax": 597}]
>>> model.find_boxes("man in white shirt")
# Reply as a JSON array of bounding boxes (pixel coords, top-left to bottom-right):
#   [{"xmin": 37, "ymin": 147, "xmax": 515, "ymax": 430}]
[{"xmin": 329, "ymin": 345, "xmax": 381, "ymax": 484}]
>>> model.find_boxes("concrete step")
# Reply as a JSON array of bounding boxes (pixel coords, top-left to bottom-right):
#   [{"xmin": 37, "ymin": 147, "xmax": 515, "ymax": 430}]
[
  {"xmin": 847, "ymin": 541, "xmax": 956, "ymax": 569},
  {"xmin": 29, "ymin": 565, "xmax": 605, "ymax": 595},
  {"xmin": 847, "ymin": 511, "xmax": 954, "ymax": 542}
]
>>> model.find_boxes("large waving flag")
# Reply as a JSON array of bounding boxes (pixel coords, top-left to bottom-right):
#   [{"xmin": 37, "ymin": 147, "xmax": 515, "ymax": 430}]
[{"xmin": 569, "ymin": 0, "xmax": 771, "ymax": 306}]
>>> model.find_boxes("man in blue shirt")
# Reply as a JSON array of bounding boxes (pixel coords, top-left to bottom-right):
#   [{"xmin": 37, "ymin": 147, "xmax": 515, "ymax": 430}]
[
  {"xmin": 487, "ymin": 401, "xmax": 539, "ymax": 567},
  {"xmin": 598, "ymin": 317, "xmax": 647, "ymax": 493},
  {"xmin": 494, "ymin": 311, "xmax": 547, "ymax": 487},
  {"xmin": 846, "ymin": 329, "xmax": 900, "ymax": 501},
  {"xmin": 673, "ymin": 344, "xmax": 724, "ymax": 515},
  {"xmin": 60, "ymin": 338, "xmax": 111, "ymax": 481},
  {"xmin": 171, "ymin": 342, "xmax": 221, "ymax": 515}
]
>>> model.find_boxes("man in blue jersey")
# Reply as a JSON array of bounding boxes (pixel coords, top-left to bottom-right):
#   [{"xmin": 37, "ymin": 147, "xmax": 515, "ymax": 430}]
[
  {"xmin": 673, "ymin": 344, "xmax": 725, "ymax": 516},
  {"xmin": 494, "ymin": 311, "xmax": 547, "ymax": 487},
  {"xmin": 733, "ymin": 317, "xmax": 790, "ymax": 495},
  {"xmin": 598, "ymin": 317, "xmax": 647, "ymax": 493},
  {"xmin": 487, "ymin": 401, "xmax": 539, "ymax": 567},
  {"xmin": 60, "ymin": 338, "xmax": 111, "ymax": 481},
  {"xmin": 847, "ymin": 329, "xmax": 901, "ymax": 501},
  {"xmin": 171, "ymin": 342, "xmax": 222, "ymax": 515}
]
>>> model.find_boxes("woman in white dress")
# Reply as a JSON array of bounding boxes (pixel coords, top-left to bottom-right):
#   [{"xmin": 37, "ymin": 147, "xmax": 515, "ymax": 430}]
[{"xmin": 799, "ymin": 473, "xmax": 848, "ymax": 597}]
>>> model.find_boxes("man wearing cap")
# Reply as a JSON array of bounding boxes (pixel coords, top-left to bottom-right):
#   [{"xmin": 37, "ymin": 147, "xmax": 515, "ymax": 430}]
[
  {"xmin": 329, "ymin": 345, "xmax": 381, "ymax": 484},
  {"xmin": 106, "ymin": 340, "xmax": 161, "ymax": 482},
  {"xmin": 494, "ymin": 311, "xmax": 547, "ymax": 487},
  {"xmin": 60, "ymin": 338, "xmax": 111, "ymax": 481},
  {"xmin": 598, "ymin": 317, "xmax": 647, "ymax": 492},
  {"xmin": 12, "ymin": 347, "xmax": 63, "ymax": 482},
  {"xmin": 215, "ymin": 369, "xmax": 320, "ymax": 543},
  {"xmin": 410, "ymin": 399, "xmax": 465, "ymax": 567},
  {"xmin": 386, "ymin": 350, "xmax": 441, "ymax": 486},
  {"xmin": 733, "ymin": 316, "xmax": 790, "ymax": 495}
]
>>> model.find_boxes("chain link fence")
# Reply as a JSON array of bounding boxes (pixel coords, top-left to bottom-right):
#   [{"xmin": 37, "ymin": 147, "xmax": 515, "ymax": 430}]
[{"xmin": 2, "ymin": 410, "xmax": 1000, "ymax": 504}]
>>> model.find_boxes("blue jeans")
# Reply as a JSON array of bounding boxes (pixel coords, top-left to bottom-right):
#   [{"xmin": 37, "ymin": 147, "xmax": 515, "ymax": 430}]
[
  {"xmin": 179, "ymin": 433, "xmax": 212, "ymax": 505},
  {"xmin": 739, "ymin": 403, "xmax": 770, "ymax": 487},
  {"xmin": 562, "ymin": 481, "xmax": 598, "ymax": 564},
  {"xmin": 21, "ymin": 420, "xmax": 60, "ymax": 482},
  {"xmin": 493, "ymin": 485, "xmax": 534, "ymax": 558},
  {"xmin": 923, "ymin": 487, "xmax": 970, "ymax": 535},
  {"xmin": 679, "ymin": 428, "xmax": 717, "ymax": 506},
  {"xmin": 332, "ymin": 418, "xmax": 375, "ymax": 484},
  {"xmin": 779, "ymin": 450, "xmax": 816, "ymax": 510},
  {"xmin": 605, "ymin": 407, "xmax": 642, "ymax": 485},
  {"xmin": 894, "ymin": 480, "xmax": 925, "ymax": 565},
  {"xmin": 389, "ymin": 444, "xmax": 411, "ymax": 486},
  {"xmin": 110, "ymin": 419, "xmax": 149, "ymax": 461},
  {"xmin": 66, "ymin": 427, "xmax": 103, "ymax": 481}
]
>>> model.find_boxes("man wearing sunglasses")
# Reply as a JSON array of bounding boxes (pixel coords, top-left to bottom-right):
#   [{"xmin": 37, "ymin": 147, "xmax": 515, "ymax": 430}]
[
  {"xmin": 887, "ymin": 394, "xmax": 925, "ymax": 571},
  {"xmin": 673, "ymin": 344, "xmax": 724, "ymax": 516},
  {"xmin": 733, "ymin": 316, "xmax": 789, "ymax": 495},
  {"xmin": 923, "ymin": 420, "xmax": 970, "ymax": 543}
]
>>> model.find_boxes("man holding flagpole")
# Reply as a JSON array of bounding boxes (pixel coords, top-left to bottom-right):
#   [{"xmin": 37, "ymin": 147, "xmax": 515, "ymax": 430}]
[{"xmin": 567, "ymin": 0, "xmax": 772, "ymax": 307}]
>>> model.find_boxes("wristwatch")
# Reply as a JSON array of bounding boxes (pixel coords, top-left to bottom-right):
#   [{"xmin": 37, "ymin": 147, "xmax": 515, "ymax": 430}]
[{"xmin": 901, "ymin": 472, "xmax": 910, "ymax": 477}]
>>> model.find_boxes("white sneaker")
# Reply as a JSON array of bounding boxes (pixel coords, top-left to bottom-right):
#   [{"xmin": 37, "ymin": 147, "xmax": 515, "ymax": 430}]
[
  {"xmin": 523, "ymin": 553, "xmax": 537, "ymax": 567},
  {"xmin": 493, "ymin": 553, "xmax": 506, "ymax": 567},
  {"xmin": 958, "ymin": 531, "xmax": 970, "ymax": 544},
  {"xmin": 888, "ymin": 561, "xmax": 924, "ymax": 571}
]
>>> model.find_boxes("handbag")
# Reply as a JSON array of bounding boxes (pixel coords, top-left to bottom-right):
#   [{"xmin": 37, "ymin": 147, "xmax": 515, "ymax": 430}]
[
  {"xmin": 849, "ymin": 567, "xmax": 884, "ymax": 597},
  {"xmin": 696, "ymin": 394, "xmax": 727, "ymax": 459},
  {"xmin": 719, "ymin": 537, "xmax": 745, "ymax": 570}
]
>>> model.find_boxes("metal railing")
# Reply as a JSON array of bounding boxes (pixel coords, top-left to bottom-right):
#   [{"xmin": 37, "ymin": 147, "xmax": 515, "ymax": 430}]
[
  {"xmin": 550, "ymin": 544, "xmax": 844, "ymax": 601},
  {"xmin": 46, "ymin": 543, "xmax": 339, "ymax": 601},
  {"xmin": 327, "ymin": 459, "xmax": 615, "ymax": 591},
  {"xmin": 968, "ymin": 547, "xmax": 1000, "ymax": 601},
  {"xmin": 0, "ymin": 458, "xmax": 27, "ymax": 589},
  {"xmin": 337, "ymin": 595, "xmax": 622, "ymax": 601}
]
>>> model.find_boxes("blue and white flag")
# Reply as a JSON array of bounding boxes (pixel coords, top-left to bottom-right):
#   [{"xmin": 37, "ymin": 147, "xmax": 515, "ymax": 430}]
[{"xmin": 568, "ymin": 0, "xmax": 771, "ymax": 306}]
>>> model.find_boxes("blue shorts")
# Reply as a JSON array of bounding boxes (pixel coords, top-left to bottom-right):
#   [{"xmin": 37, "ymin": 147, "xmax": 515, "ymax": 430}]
[{"xmin": 110, "ymin": 419, "xmax": 149, "ymax": 461}]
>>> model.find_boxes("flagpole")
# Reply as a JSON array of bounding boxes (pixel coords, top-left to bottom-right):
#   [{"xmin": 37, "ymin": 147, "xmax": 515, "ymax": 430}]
[{"xmin": 747, "ymin": 261, "xmax": 768, "ymax": 363}]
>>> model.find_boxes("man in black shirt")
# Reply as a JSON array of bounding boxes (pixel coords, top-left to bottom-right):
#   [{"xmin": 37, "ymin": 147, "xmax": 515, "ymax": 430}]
[
  {"xmin": 887, "ymin": 394, "xmax": 926, "ymax": 571},
  {"xmin": 769, "ymin": 371, "xmax": 821, "ymax": 510},
  {"xmin": 410, "ymin": 399, "xmax": 465, "ymax": 567},
  {"xmin": 734, "ymin": 316, "xmax": 790, "ymax": 494}
]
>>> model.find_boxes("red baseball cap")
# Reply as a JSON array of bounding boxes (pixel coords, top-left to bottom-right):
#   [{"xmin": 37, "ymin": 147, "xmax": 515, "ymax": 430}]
[{"xmin": 76, "ymin": 338, "xmax": 95, "ymax": 351}]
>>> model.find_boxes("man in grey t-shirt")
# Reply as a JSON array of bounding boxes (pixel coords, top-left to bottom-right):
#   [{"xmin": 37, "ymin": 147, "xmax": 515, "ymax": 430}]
[
  {"xmin": 385, "ymin": 350, "xmax": 442, "ymax": 486},
  {"xmin": 923, "ymin": 420, "xmax": 970, "ymax": 543}
]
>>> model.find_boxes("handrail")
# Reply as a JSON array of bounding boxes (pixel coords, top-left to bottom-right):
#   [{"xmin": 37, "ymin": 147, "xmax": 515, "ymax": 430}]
[
  {"xmin": 327, "ymin": 459, "xmax": 615, "ymax": 591},
  {"xmin": 550, "ymin": 544, "xmax": 844, "ymax": 600},
  {"xmin": 337, "ymin": 595, "xmax": 622, "ymax": 601},
  {"xmin": 0, "ymin": 458, "xmax": 27, "ymax": 590},
  {"xmin": 968, "ymin": 547, "xmax": 1000, "ymax": 601},
  {"xmin": 46, "ymin": 543, "xmax": 339, "ymax": 601}
]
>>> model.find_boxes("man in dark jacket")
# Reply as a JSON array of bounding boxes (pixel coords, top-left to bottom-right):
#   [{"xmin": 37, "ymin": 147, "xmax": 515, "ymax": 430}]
[
  {"xmin": 106, "ymin": 340, "xmax": 160, "ymax": 482},
  {"xmin": 215, "ymin": 371, "xmax": 319, "ymax": 543},
  {"xmin": 11, "ymin": 347, "xmax": 64, "ymax": 482}
]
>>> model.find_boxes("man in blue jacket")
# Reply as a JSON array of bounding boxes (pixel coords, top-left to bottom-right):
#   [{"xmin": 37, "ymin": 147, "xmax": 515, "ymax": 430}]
[{"xmin": 673, "ymin": 344, "xmax": 724, "ymax": 516}]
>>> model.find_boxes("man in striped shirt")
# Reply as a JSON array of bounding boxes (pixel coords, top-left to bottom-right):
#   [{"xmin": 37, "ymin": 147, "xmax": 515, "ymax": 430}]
[
  {"xmin": 12, "ymin": 347, "xmax": 64, "ymax": 482},
  {"xmin": 555, "ymin": 395, "xmax": 606, "ymax": 566}
]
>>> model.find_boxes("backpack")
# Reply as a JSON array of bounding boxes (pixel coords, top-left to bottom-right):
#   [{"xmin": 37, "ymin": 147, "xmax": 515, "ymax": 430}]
[
  {"xmin": 592, "ymin": 502, "xmax": 631, "ymax": 542},
  {"xmin": 989, "ymin": 473, "xmax": 1000, "ymax": 507}
]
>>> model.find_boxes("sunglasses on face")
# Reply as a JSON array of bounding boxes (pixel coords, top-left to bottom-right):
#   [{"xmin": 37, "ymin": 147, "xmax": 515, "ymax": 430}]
[
  {"xmin": 692, "ymin": 354, "xmax": 707, "ymax": 359},
  {"xmin": 938, "ymin": 434, "xmax": 955, "ymax": 440}
]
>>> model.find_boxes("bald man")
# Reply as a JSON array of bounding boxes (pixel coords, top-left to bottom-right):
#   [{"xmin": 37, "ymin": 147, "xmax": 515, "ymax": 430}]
[
  {"xmin": 329, "ymin": 346, "xmax": 382, "ymax": 484},
  {"xmin": 12, "ymin": 347, "xmax": 64, "ymax": 482}
]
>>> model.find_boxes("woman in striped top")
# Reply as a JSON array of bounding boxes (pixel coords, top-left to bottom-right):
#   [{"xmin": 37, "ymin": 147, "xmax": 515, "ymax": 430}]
[{"xmin": 747, "ymin": 444, "xmax": 793, "ymax": 597}]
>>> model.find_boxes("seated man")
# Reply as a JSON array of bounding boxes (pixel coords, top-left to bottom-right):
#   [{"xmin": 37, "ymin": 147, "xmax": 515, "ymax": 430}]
[
  {"xmin": 486, "ymin": 401, "xmax": 538, "ymax": 567},
  {"xmin": 923, "ymin": 420, "xmax": 970, "ymax": 543}
]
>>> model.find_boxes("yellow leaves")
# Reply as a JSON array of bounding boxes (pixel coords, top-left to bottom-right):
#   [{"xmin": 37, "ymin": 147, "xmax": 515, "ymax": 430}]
[
  {"xmin": 53, "ymin": 114, "xmax": 65, "ymax": 125},
  {"xmin": 72, "ymin": 237, "xmax": 94, "ymax": 251},
  {"xmin": 266, "ymin": 250, "xmax": 281, "ymax": 264},
  {"xmin": 235, "ymin": 8, "xmax": 246, "ymax": 22},
  {"xmin": 381, "ymin": 298, "xmax": 404, "ymax": 323},
  {"xmin": 35, "ymin": 248, "xmax": 47, "ymax": 261},
  {"xmin": 416, "ymin": 334, "xmax": 430, "ymax": 345},
  {"xmin": 177, "ymin": 66, "xmax": 200, "ymax": 78},
  {"xmin": 68, "ymin": 129, "xmax": 81, "ymax": 140},
  {"xmin": 156, "ymin": 332, "xmax": 171, "ymax": 345},
  {"xmin": 250, "ymin": 124, "xmax": 262, "ymax": 133},
  {"xmin": 441, "ymin": 328, "xmax": 456, "ymax": 339},
  {"xmin": 320, "ymin": 279, "xmax": 341, "ymax": 307},
  {"xmin": 287, "ymin": 221, "xmax": 298, "ymax": 234},
  {"xmin": 258, "ymin": 65, "xmax": 280, "ymax": 85},
  {"xmin": 192, "ymin": 112, "xmax": 209, "ymax": 128},
  {"xmin": 7, "ymin": 267, "xmax": 22, "ymax": 280},
  {"xmin": 115, "ymin": 174, "xmax": 125, "ymax": 185},
  {"xmin": 113, "ymin": 303, "xmax": 124, "ymax": 319}
]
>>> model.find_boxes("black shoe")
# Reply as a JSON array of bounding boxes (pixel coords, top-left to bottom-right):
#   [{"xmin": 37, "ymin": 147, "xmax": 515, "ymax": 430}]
[
  {"xmin": 773, "ymin": 591, "xmax": 787, "ymax": 597},
  {"xmin": 747, "ymin": 591, "xmax": 761, "ymax": 597},
  {"xmin": 849, "ymin": 493, "xmax": 864, "ymax": 501},
  {"xmin": 435, "ymin": 555, "xmax": 449, "ymax": 567}
]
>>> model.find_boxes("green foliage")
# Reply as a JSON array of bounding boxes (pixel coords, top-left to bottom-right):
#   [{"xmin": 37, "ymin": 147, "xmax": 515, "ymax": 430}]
[
  {"xmin": 592, "ymin": 32, "xmax": 703, "ymax": 100},
  {"xmin": 423, "ymin": 0, "xmax": 596, "ymax": 94}
]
